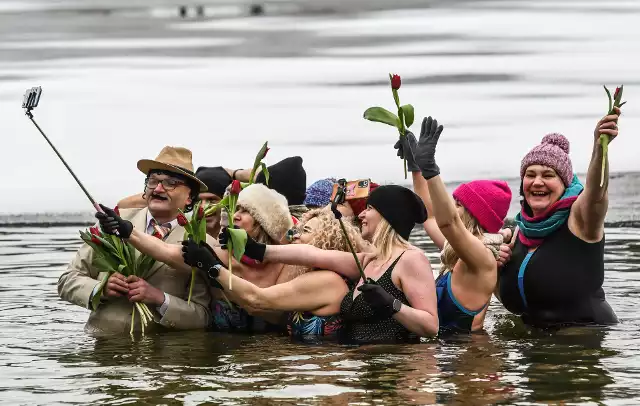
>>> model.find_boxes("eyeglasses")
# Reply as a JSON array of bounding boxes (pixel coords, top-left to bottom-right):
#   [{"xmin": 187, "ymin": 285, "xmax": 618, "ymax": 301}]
[{"xmin": 146, "ymin": 177, "xmax": 186, "ymax": 191}]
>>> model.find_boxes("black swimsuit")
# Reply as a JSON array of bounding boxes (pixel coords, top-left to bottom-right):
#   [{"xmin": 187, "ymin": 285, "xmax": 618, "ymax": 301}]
[
  {"xmin": 499, "ymin": 222, "xmax": 617, "ymax": 327},
  {"xmin": 339, "ymin": 252, "xmax": 419, "ymax": 344}
]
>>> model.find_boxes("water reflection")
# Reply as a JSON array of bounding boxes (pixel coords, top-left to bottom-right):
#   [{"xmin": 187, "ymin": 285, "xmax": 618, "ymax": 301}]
[{"xmin": 493, "ymin": 317, "xmax": 617, "ymax": 404}]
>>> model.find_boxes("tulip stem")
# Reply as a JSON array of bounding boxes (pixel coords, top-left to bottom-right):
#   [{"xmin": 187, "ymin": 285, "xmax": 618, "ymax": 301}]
[{"xmin": 187, "ymin": 268, "xmax": 196, "ymax": 304}]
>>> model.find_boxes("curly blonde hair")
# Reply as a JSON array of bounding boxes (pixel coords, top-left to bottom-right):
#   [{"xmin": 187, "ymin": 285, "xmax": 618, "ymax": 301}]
[{"xmin": 291, "ymin": 208, "xmax": 367, "ymax": 276}]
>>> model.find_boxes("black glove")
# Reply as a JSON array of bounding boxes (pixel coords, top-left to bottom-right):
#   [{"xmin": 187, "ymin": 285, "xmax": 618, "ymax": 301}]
[
  {"xmin": 357, "ymin": 278, "xmax": 399, "ymax": 318},
  {"xmin": 182, "ymin": 238, "xmax": 222, "ymax": 277},
  {"xmin": 414, "ymin": 116, "xmax": 444, "ymax": 180},
  {"xmin": 218, "ymin": 226, "xmax": 266, "ymax": 263},
  {"xmin": 95, "ymin": 204, "xmax": 133, "ymax": 238},
  {"xmin": 393, "ymin": 131, "xmax": 420, "ymax": 172}
]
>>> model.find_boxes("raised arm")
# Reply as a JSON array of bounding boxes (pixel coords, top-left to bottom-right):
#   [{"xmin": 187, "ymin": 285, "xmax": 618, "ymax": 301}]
[
  {"xmin": 394, "ymin": 130, "xmax": 446, "ymax": 249},
  {"xmin": 571, "ymin": 107, "xmax": 620, "ymax": 241},
  {"xmin": 215, "ymin": 267, "xmax": 348, "ymax": 315},
  {"xmin": 413, "ymin": 117, "xmax": 495, "ymax": 272},
  {"xmin": 427, "ymin": 175, "xmax": 495, "ymax": 272},
  {"xmin": 412, "ymin": 171, "xmax": 446, "ymax": 249}
]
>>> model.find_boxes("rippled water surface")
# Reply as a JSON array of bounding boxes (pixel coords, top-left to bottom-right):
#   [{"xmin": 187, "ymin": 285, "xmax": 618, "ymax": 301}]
[
  {"xmin": 1, "ymin": 224, "xmax": 639, "ymax": 405},
  {"xmin": 1, "ymin": 0, "xmax": 640, "ymax": 404}
]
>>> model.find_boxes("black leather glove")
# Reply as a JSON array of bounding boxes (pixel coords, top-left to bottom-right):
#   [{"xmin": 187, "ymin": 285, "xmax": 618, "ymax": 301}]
[
  {"xmin": 95, "ymin": 204, "xmax": 133, "ymax": 238},
  {"xmin": 414, "ymin": 116, "xmax": 444, "ymax": 180},
  {"xmin": 357, "ymin": 278, "xmax": 399, "ymax": 318},
  {"xmin": 218, "ymin": 226, "xmax": 266, "ymax": 262},
  {"xmin": 393, "ymin": 131, "xmax": 420, "ymax": 172},
  {"xmin": 182, "ymin": 238, "xmax": 222, "ymax": 276}
]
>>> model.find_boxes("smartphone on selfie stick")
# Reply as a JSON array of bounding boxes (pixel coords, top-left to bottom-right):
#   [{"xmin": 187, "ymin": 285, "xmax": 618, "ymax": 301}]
[
  {"xmin": 331, "ymin": 179, "xmax": 367, "ymax": 282},
  {"xmin": 22, "ymin": 86, "xmax": 115, "ymax": 231}
]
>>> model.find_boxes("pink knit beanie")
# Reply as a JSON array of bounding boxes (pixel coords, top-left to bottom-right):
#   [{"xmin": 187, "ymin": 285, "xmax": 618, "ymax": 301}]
[
  {"xmin": 520, "ymin": 133, "xmax": 573, "ymax": 186},
  {"xmin": 452, "ymin": 180, "xmax": 512, "ymax": 233}
]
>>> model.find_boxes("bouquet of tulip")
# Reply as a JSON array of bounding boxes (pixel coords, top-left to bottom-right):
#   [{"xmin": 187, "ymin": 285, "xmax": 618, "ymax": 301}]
[
  {"xmin": 80, "ymin": 224, "xmax": 157, "ymax": 336},
  {"xmin": 363, "ymin": 73, "xmax": 415, "ymax": 178},
  {"xmin": 600, "ymin": 85, "xmax": 626, "ymax": 187},
  {"xmin": 194, "ymin": 142, "xmax": 270, "ymax": 290}
]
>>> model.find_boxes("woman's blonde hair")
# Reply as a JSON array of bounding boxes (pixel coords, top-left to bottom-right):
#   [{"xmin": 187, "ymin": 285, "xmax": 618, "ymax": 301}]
[
  {"xmin": 439, "ymin": 207, "xmax": 502, "ymax": 275},
  {"xmin": 291, "ymin": 208, "xmax": 367, "ymax": 276},
  {"xmin": 370, "ymin": 217, "xmax": 411, "ymax": 263}
]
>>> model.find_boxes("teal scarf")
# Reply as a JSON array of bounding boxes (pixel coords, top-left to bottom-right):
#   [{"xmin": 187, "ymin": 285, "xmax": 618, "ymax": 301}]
[{"xmin": 514, "ymin": 174, "xmax": 583, "ymax": 247}]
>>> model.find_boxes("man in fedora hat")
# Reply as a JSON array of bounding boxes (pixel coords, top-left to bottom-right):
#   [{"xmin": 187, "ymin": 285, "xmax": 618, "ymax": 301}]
[
  {"xmin": 115, "ymin": 167, "xmax": 231, "ymax": 240},
  {"xmin": 58, "ymin": 146, "xmax": 215, "ymax": 334}
]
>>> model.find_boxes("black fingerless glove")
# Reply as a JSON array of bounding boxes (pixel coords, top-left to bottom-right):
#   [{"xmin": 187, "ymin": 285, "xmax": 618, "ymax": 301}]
[
  {"xmin": 218, "ymin": 226, "xmax": 266, "ymax": 262},
  {"xmin": 182, "ymin": 238, "xmax": 222, "ymax": 278},
  {"xmin": 95, "ymin": 204, "xmax": 133, "ymax": 238}
]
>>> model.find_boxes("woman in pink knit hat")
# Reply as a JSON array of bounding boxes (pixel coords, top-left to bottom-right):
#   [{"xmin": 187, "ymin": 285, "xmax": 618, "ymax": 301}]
[
  {"xmin": 397, "ymin": 116, "xmax": 512, "ymax": 335},
  {"xmin": 498, "ymin": 108, "xmax": 621, "ymax": 327}
]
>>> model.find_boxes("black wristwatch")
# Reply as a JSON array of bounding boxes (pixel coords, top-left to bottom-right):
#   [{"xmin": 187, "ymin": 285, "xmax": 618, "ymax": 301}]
[{"xmin": 392, "ymin": 299, "xmax": 402, "ymax": 314}]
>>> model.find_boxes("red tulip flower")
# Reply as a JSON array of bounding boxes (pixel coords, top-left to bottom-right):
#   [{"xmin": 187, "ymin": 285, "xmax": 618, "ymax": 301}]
[
  {"xmin": 177, "ymin": 213, "xmax": 188, "ymax": 226},
  {"xmin": 614, "ymin": 87, "xmax": 621, "ymax": 100},
  {"xmin": 89, "ymin": 226, "xmax": 102, "ymax": 245},
  {"xmin": 391, "ymin": 74, "xmax": 401, "ymax": 90},
  {"xmin": 197, "ymin": 204, "xmax": 205, "ymax": 220},
  {"xmin": 230, "ymin": 180, "xmax": 242, "ymax": 195}
]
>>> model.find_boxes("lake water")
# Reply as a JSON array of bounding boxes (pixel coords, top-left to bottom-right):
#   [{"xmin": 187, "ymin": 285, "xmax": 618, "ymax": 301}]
[{"xmin": 1, "ymin": 0, "xmax": 640, "ymax": 404}]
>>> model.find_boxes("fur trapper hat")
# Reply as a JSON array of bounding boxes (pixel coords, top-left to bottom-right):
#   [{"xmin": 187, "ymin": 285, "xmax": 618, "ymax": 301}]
[{"xmin": 237, "ymin": 183, "xmax": 293, "ymax": 242}]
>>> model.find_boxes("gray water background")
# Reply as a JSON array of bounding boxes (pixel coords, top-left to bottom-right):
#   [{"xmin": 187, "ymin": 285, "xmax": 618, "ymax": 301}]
[{"xmin": 1, "ymin": 0, "xmax": 640, "ymax": 404}]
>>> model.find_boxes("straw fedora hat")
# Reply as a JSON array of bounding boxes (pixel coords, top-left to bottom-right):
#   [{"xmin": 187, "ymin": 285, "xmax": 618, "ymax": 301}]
[{"xmin": 137, "ymin": 146, "xmax": 208, "ymax": 192}]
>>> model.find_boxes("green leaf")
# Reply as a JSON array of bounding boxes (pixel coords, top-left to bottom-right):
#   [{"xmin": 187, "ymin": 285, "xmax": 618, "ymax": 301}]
[
  {"xmin": 260, "ymin": 162, "xmax": 270, "ymax": 186},
  {"xmin": 249, "ymin": 141, "xmax": 269, "ymax": 184},
  {"xmin": 198, "ymin": 215, "xmax": 207, "ymax": 243},
  {"xmin": 227, "ymin": 228, "xmax": 248, "ymax": 262},
  {"xmin": 93, "ymin": 256, "xmax": 116, "ymax": 273},
  {"xmin": 604, "ymin": 85, "xmax": 613, "ymax": 114},
  {"xmin": 90, "ymin": 272, "xmax": 112, "ymax": 311},
  {"xmin": 363, "ymin": 107, "xmax": 400, "ymax": 128},
  {"xmin": 401, "ymin": 104, "xmax": 415, "ymax": 127}
]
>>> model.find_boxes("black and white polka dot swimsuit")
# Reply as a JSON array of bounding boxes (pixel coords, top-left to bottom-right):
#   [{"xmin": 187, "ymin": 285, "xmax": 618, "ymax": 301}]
[{"xmin": 339, "ymin": 251, "xmax": 418, "ymax": 344}]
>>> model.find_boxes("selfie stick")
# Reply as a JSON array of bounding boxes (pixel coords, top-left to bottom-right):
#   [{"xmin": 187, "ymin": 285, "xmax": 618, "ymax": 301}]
[
  {"xmin": 331, "ymin": 179, "xmax": 367, "ymax": 282},
  {"xmin": 22, "ymin": 87, "xmax": 118, "ymax": 235}
]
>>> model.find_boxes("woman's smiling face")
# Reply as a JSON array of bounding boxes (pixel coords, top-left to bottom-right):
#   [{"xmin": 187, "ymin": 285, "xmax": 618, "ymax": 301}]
[{"xmin": 522, "ymin": 165, "xmax": 566, "ymax": 215}]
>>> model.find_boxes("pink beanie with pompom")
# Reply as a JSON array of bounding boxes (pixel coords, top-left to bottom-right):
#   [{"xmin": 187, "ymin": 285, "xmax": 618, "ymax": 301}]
[{"xmin": 520, "ymin": 133, "xmax": 573, "ymax": 186}]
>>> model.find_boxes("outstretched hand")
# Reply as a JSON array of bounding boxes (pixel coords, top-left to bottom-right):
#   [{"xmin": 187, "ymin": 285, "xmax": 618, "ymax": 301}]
[
  {"xmin": 95, "ymin": 204, "xmax": 133, "ymax": 238},
  {"xmin": 414, "ymin": 116, "xmax": 444, "ymax": 180},
  {"xmin": 218, "ymin": 226, "xmax": 266, "ymax": 263},
  {"xmin": 181, "ymin": 238, "xmax": 222, "ymax": 273},
  {"xmin": 393, "ymin": 131, "xmax": 420, "ymax": 172}
]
